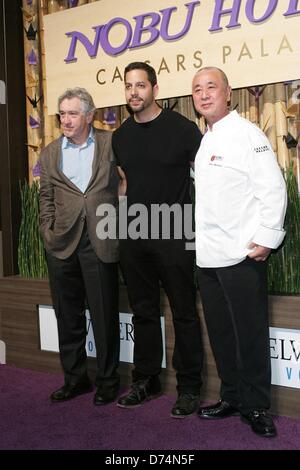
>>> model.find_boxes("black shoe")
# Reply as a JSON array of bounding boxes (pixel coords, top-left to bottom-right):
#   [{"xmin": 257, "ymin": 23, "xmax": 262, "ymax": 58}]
[
  {"xmin": 198, "ymin": 400, "xmax": 239, "ymax": 419},
  {"xmin": 241, "ymin": 410, "xmax": 277, "ymax": 437},
  {"xmin": 117, "ymin": 377, "xmax": 162, "ymax": 408},
  {"xmin": 171, "ymin": 392, "xmax": 200, "ymax": 418},
  {"xmin": 50, "ymin": 380, "xmax": 93, "ymax": 403},
  {"xmin": 93, "ymin": 385, "xmax": 119, "ymax": 406}
]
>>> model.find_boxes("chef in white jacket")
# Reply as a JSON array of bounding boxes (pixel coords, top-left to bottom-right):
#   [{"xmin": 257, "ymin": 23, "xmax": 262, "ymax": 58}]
[{"xmin": 192, "ymin": 67, "xmax": 287, "ymax": 438}]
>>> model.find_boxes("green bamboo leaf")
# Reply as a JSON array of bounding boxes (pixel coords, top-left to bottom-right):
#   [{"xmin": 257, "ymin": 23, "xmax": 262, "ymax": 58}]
[{"xmin": 268, "ymin": 163, "xmax": 300, "ymax": 294}]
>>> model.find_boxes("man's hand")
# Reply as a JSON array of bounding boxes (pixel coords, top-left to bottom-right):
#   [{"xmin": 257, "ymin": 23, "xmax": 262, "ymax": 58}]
[
  {"xmin": 247, "ymin": 243, "xmax": 271, "ymax": 261},
  {"xmin": 117, "ymin": 165, "xmax": 127, "ymax": 197}
]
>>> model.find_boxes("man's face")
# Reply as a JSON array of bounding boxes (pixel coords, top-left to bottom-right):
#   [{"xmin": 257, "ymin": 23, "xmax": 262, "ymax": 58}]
[
  {"xmin": 59, "ymin": 97, "xmax": 93, "ymax": 145},
  {"xmin": 124, "ymin": 69, "xmax": 158, "ymax": 115},
  {"xmin": 192, "ymin": 69, "xmax": 231, "ymax": 126}
]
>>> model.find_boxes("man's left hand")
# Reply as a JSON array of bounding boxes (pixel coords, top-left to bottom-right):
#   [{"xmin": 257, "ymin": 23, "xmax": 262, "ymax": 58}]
[{"xmin": 247, "ymin": 243, "xmax": 271, "ymax": 262}]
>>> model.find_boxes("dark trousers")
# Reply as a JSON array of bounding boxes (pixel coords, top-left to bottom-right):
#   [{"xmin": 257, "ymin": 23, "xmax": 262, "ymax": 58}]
[
  {"xmin": 197, "ymin": 257, "xmax": 271, "ymax": 414},
  {"xmin": 120, "ymin": 238, "xmax": 203, "ymax": 394},
  {"xmin": 46, "ymin": 227, "xmax": 120, "ymax": 388}
]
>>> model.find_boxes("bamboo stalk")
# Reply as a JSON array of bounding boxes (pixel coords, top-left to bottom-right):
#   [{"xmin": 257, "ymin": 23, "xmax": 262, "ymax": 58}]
[
  {"xmin": 238, "ymin": 89, "xmax": 244, "ymax": 117},
  {"xmin": 47, "ymin": 0, "xmax": 59, "ymax": 13},
  {"xmin": 259, "ymin": 89, "xmax": 264, "ymax": 130},
  {"xmin": 22, "ymin": 0, "xmax": 43, "ymax": 184},
  {"xmin": 274, "ymin": 83, "xmax": 289, "ymax": 169},
  {"xmin": 244, "ymin": 88, "xmax": 250, "ymax": 121},
  {"xmin": 261, "ymin": 84, "xmax": 277, "ymax": 152},
  {"xmin": 41, "ymin": 1, "xmax": 68, "ymax": 143},
  {"xmin": 51, "ymin": 0, "xmax": 68, "ymax": 139},
  {"xmin": 47, "ymin": 1, "xmax": 69, "ymax": 141},
  {"xmin": 38, "ymin": 1, "xmax": 55, "ymax": 146},
  {"xmin": 238, "ymin": 88, "xmax": 249, "ymax": 120},
  {"xmin": 249, "ymin": 91, "xmax": 258, "ymax": 124},
  {"xmin": 230, "ymin": 88, "xmax": 238, "ymax": 113}
]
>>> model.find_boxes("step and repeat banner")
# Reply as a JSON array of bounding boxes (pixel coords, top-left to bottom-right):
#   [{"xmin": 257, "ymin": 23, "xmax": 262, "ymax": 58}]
[{"xmin": 44, "ymin": 0, "xmax": 300, "ymax": 114}]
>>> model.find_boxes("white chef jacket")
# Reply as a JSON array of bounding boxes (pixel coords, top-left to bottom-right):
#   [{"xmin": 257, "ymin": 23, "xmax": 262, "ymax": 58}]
[{"xmin": 194, "ymin": 111, "xmax": 287, "ymax": 268}]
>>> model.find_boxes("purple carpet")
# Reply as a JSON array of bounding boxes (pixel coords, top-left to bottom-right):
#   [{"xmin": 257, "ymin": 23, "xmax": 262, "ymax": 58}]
[{"xmin": 0, "ymin": 364, "xmax": 299, "ymax": 450}]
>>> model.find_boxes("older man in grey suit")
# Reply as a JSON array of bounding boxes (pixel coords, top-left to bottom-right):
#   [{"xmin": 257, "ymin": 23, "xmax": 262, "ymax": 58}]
[{"xmin": 39, "ymin": 87, "xmax": 120, "ymax": 406}]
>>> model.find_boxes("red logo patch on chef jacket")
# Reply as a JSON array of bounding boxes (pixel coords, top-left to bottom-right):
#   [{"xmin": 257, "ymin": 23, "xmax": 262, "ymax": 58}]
[{"xmin": 211, "ymin": 155, "xmax": 223, "ymax": 162}]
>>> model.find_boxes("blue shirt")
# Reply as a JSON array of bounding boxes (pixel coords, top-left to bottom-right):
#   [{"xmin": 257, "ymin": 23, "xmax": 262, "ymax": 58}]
[{"xmin": 61, "ymin": 128, "xmax": 95, "ymax": 193}]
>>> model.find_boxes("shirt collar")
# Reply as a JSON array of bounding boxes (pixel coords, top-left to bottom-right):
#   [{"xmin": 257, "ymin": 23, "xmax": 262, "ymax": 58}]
[
  {"xmin": 207, "ymin": 110, "xmax": 238, "ymax": 132},
  {"xmin": 62, "ymin": 126, "xmax": 94, "ymax": 149}
]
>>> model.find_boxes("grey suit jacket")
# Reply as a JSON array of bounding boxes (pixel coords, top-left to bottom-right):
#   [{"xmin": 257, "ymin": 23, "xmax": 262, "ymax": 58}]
[{"xmin": 39, "ymin": 127, "xmax": 119, "ymax": 262}]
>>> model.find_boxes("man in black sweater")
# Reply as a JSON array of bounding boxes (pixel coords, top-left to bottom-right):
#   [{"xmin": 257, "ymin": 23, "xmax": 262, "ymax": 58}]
[{"xmin": 112, "ymin": 62, "xmax": 203, "ymax": 418}]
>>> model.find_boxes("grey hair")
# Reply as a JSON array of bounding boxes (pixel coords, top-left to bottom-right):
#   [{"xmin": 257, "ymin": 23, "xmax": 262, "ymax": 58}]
[
  {"xmin": 57, "ymin": 87, "xmax": 96, "ymax": 115},
  {"xmin": 195, "ymin": 67, "xmax": 229, "ymax": 87}
]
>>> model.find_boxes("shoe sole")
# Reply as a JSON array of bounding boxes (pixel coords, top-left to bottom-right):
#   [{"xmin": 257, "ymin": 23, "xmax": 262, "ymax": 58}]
[{"xmin": 117, "ymin": 392, "xmax": 163, "ymax": 409}]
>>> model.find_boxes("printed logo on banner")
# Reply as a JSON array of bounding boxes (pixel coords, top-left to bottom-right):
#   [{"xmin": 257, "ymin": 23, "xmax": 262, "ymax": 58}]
[
  {"xmin": 43, "ymin": 0, "xmax": 300, "ymax": 114},
  {"xmin": 38, "ymin": 305, "xmax": 166, "ymax": 367},
  {"xmin": 270, "ymin": 327, "xmax": 300, "ymax": 389}
]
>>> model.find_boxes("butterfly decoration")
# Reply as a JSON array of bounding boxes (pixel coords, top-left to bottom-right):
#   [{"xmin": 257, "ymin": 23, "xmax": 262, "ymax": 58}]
[
  {"xmin": 24, "ymin": 23, "xmax": 37, "ymax": 41},
  {"xmin": 32, "ymin": 160, "xmax": 41, "ymax": 178},
  {"xmin": 27, "ymin": 49, "xmax": 38, "ymax": 65},
  {"xmin": 29, "ymin": 115, "xmax": 40, "ymax": 129},
  {"xmin": 283, "ymin": 133, "xmax": 298, "ymax": 149},
  {"xmin": 27, "ymin": 94, "xmax": 43, "ymax": 108},
  {"xmin": 103, "ymin": 108, "xmax": 116, "ymax": 125}
]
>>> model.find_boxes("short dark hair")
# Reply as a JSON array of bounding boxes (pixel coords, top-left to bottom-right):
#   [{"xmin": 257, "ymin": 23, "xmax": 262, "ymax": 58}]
[{"xmin": 124, "ymin": 62, "xmax": 157, "ymax": 87}]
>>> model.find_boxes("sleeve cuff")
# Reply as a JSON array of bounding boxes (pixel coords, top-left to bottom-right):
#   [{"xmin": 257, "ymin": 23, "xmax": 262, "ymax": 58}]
[{"xmin": 253, "ymin": 225, "xmax": 286, "ymax": 249}]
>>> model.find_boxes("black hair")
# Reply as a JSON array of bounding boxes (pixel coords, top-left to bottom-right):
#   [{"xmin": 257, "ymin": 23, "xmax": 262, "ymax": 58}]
[{"xmin": 124, "ymin": 62, "xmax": 157, "ymax": 87}]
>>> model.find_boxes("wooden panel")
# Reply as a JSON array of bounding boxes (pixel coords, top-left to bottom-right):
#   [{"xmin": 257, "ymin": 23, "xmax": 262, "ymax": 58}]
[
  {"xmin": 269, "ymin": 295, "xmax": 300, "ymax": 328},
  {"xmin": 0, "ymin": 276, "xmax": 299, "ymax": 417}
]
